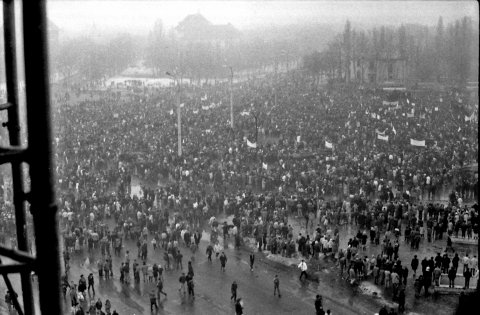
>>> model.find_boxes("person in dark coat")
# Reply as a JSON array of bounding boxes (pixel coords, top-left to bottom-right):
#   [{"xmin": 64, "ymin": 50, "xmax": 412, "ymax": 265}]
[
  {"xmin": 448, "ymin": 266, "xmax": 456, "ymax": 288},
  {"xmin": 398, "ymin": 289, "xmax": 406, "ymax": 312},
  {"xmin": 463, "ymin": 268, "xmax": 472, "ymax": 289}
]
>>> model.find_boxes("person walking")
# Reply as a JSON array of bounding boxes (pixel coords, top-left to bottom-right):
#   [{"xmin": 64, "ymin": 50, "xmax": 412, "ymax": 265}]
[
  {"xmin": 249, "ymin": 253, "xmax": 255, "ymax": 271},
  {"xmin": 87, "ymin": 273, "xmax": 95, "ymax": 295},
  {"xmin": 273, "ymin": 275, "xmax": 281, "ymax": 297},
  {"xmin": 149, "ymin": 289, "xmax": 158, "ymax": 311},
  {"xmin": 156, "ymin": 277, "xmax": 168, "ymax": 300},
  {"xmin": 411, "ymin": 255, "xmax": 419, "ymax": 278},
  {"xmin": 231, "ymin": 281, "xmax": 238, "ymax": 301},
  {"xmin": 220, "ymin": 252, "xmax": 228, "ymax": 272},
  {"xmin": 178, "ymin": 272, "xmax": 187, "ymax": 294},
  {"xmin": 235, "ymin": 298, "xmax": 244, "ymax": 315},
  {"xmin": 315, "ymin": 295, "xmax": 323, "ymax": 315},
  {"xmin": 298, "ymin": 259, "xmax": 308, "ymax": 280},
  {"xmin": 187, "ymin": 274, "xmax": 195, "ymax": 298},
  {"xmin": 206, "ymin": 244, "xmax": 213, "ymax": 262}
]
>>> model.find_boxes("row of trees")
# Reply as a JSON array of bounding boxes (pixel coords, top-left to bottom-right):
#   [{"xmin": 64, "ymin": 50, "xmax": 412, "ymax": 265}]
[
  {"xmin": 52, "ymin": 33, "xmax": 137, "ymax": 84},
  {"xmin": 143, "ymin": 20, "xmax": 299, "ymax": 82},
  {"xmin": 303, "ymin": 16, "xmax": 478, "ymax": 85}
]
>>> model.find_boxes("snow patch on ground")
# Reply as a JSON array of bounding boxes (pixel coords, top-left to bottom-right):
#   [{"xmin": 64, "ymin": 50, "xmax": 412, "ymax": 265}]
[{"xmin": 359, "ymin": 281, "xmax": 397, "ymax": 309}]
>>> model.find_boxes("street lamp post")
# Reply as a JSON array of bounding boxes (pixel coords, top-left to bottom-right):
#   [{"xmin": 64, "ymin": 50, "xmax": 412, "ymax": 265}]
[
  {"xmin": 229, "ymin": 66, "xmax": 234, "ymax": 130},
  {"xmin": 166, "ymin": 71, "xmax": 182, "ymax": 157}
]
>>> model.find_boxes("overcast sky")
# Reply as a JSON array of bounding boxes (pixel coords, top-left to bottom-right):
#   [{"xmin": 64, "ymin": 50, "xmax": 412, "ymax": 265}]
[{"xmin": 46, "ymin": 0, "xmax": 478, "ymax": 35}]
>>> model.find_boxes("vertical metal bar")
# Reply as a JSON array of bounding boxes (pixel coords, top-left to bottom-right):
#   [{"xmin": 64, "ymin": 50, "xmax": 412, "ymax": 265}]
[
  {"xmin": 2, "ymin": 1, "xmax": 34, "ymax": 314},
  {"xmin": 21, "ymin": 0, "xmax": 62, "ymax": 314}
]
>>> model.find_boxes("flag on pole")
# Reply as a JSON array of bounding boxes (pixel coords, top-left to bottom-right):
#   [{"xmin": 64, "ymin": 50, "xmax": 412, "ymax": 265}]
[
  {"xmin": 325, "ymin": 141, "xmax": 333, "ymax": 149},
  {"xmin": 262, "ymin": 162, "xmax": 268, "ymax": 170},
  {"xmin": 246, "ymin": 139, "xmax": 257, "ymax": 148},
  {"xmin": 377, "ymin": 134, "xmax": 389, "ymax": 141},
  {"xmin": 410, "ymin": 139, "xmax": 426, "ymax": 147}
]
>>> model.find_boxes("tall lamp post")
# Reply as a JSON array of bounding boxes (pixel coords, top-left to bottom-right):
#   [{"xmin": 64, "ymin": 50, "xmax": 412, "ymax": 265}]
[
  {"xmin": 166, "ymin": 71, "xmax": 182, "ymax": 157},
  {"xmin": 223, "ymin": 65, "xmax": 234, "ymax": 130}
]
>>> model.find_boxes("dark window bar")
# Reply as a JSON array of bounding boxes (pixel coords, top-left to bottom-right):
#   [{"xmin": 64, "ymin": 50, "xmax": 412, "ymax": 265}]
[{"xmin": 0, "ymin": 0, "xmax": 61, "ymax": 314}]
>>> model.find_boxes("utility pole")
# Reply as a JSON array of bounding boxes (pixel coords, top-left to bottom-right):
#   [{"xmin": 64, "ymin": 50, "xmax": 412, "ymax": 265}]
[
  {"xmin": 229, "ymin": 66, "xmax": 234, "ymax": 130},
  {"xmin": 166, "ymin": 71, "xmax": 182, "ymax": 156}
]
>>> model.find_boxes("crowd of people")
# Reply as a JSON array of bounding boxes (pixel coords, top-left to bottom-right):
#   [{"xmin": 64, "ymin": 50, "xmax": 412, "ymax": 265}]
[{"xmin": 0, "ymin": 70, "xmax": 478, "ymax": 314}]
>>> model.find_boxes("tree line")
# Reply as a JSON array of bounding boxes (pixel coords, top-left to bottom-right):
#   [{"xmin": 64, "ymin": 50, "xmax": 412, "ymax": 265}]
[{"xmin": 303, "ymin": 16, "xmax": 478, "ymax": 86}]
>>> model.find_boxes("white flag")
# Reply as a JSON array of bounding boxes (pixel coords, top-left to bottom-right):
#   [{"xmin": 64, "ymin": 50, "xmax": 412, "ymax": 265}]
[
  {"xmin": 325, "ymin": 141, "xmax": 333, "ymax": 149},
  {"xmin": 391, "ymin": 124, "xmax": 397, "ymax": 135},
  {"xmin": 113, "ymin": 113, "xmax": 119, "ymax": 118},
  {"xmin": 434, "ymin": 107, "xmax": 438, "ymax": 111},
  {"xmin": 377, "ymin": 134, "xmax": 389, "ymax": 141},
  {"xmin": 246, "ymin": 139, "xmax": 257, "ymax": 148},
  {"xmin": 465, "ymin": 113, "xmax": 474, "ymax": 122},
  {"xmin": 180, "ymin": 103, "xmax": 185, "ymax": 108},
  {"xmin": 169, "ymin": 109, "xmax": 174, "ymax": 115},
  {"xmin": 262, "ymin": 162, "xmax": 268, "ymax": 170},
  {"xmin": 410, "ymin": 139, "xmax": 425, "ymax": 147},
  {"xmin": 297, "ymin": 136, "xmax": 301, "ymax": 142}
]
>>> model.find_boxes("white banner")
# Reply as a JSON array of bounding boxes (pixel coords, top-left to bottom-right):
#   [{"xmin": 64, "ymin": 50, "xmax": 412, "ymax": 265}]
[
  {"xmin": 410, "ymin": 139, "xmax": 426, "ymax": 147},
  {"xmin": 382, "ymin": 101, "xmax": 399, "ymax": 106},
  {"xmin": 325, "ymin": 141, "xmax": 333, "ymax": 149},
  {"xmin": 377, "ymin": 134, "xmax": 389, "ymax": 141},
  {"xmin": 262, "ymin": 163, "xmax": 268, "ymax": 170},
  {"xmin": 246, "ymin": 139, "xmax": 257, "ymax": 148}
]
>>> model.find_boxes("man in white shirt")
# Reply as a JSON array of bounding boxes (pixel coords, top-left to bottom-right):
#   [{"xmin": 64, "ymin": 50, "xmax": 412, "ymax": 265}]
[{"xmin": 298, "ymin": 259, "xmax": 308, "ymax": 280}]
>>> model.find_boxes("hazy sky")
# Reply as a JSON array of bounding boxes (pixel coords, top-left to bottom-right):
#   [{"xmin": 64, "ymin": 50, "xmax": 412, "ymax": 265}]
[{"xmin": 46, "ymin": 0, "xmax": 478, "ymax": 35}]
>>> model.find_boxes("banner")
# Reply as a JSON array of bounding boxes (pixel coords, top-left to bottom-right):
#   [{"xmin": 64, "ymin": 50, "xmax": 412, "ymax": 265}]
[
  {"xmin": 434, "ymin": 107, "xmax": 439, "ymax": 111},
  {"xmin": 377, "ymin": 134, "xmax": 389, "ymax": 141},
  {"xmin": 410, "ymin": 139, "xmax": 426, "ymax": 147},
  {"xmin": 382, "ymin": 100, "xmax": 399, "ymax": 106},
  {"xmin": 240, "ymin": 111, "xmax": 250, "ymax": 116},
  {"xmin": 180, "ymin": 103, "xmax": 185, "ymax": 108},
  {"xmin": 201, "ymin": 94, "xmax": 207, "ymax": 101},
  {"xmin": 202, "ymin": 105, "xmax": 210, "ymax": 110},
  {"xmin": 246, "ymin": 139, "xmax": 257, "ymax": 148},
  {"xmin": 297, "ymin": 136, "xmax": 301, "ymax": 142},
  {"xmin": 262, "ymin": 163, "xmax": 268, "ymax": 170},
  {"xmin": 193, "ymin": 110, "xmax": 199, "ymax": 114},
  {"xmin": 325, "ymin": 141, "xmax": 333, "ymax": 149},
  {"xmin": 113, "ymin": 113, "xmax": 119, "ymax": 118},
  {"xmin": 465, "ymin": 113, "xmax": 474, "ymax": 122},
  {"xmin": 169, "ymin": 109, "xmax": 174, "ymax": 115},
  {"xmin": 371, "ymin": 113, "xmax": 376, "ymax": 119}
]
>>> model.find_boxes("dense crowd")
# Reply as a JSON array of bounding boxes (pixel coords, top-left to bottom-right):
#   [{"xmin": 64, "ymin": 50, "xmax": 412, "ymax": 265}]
[{"xmin": 0, "ymin": 72, "xmax": 478, "ymax": 314}]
